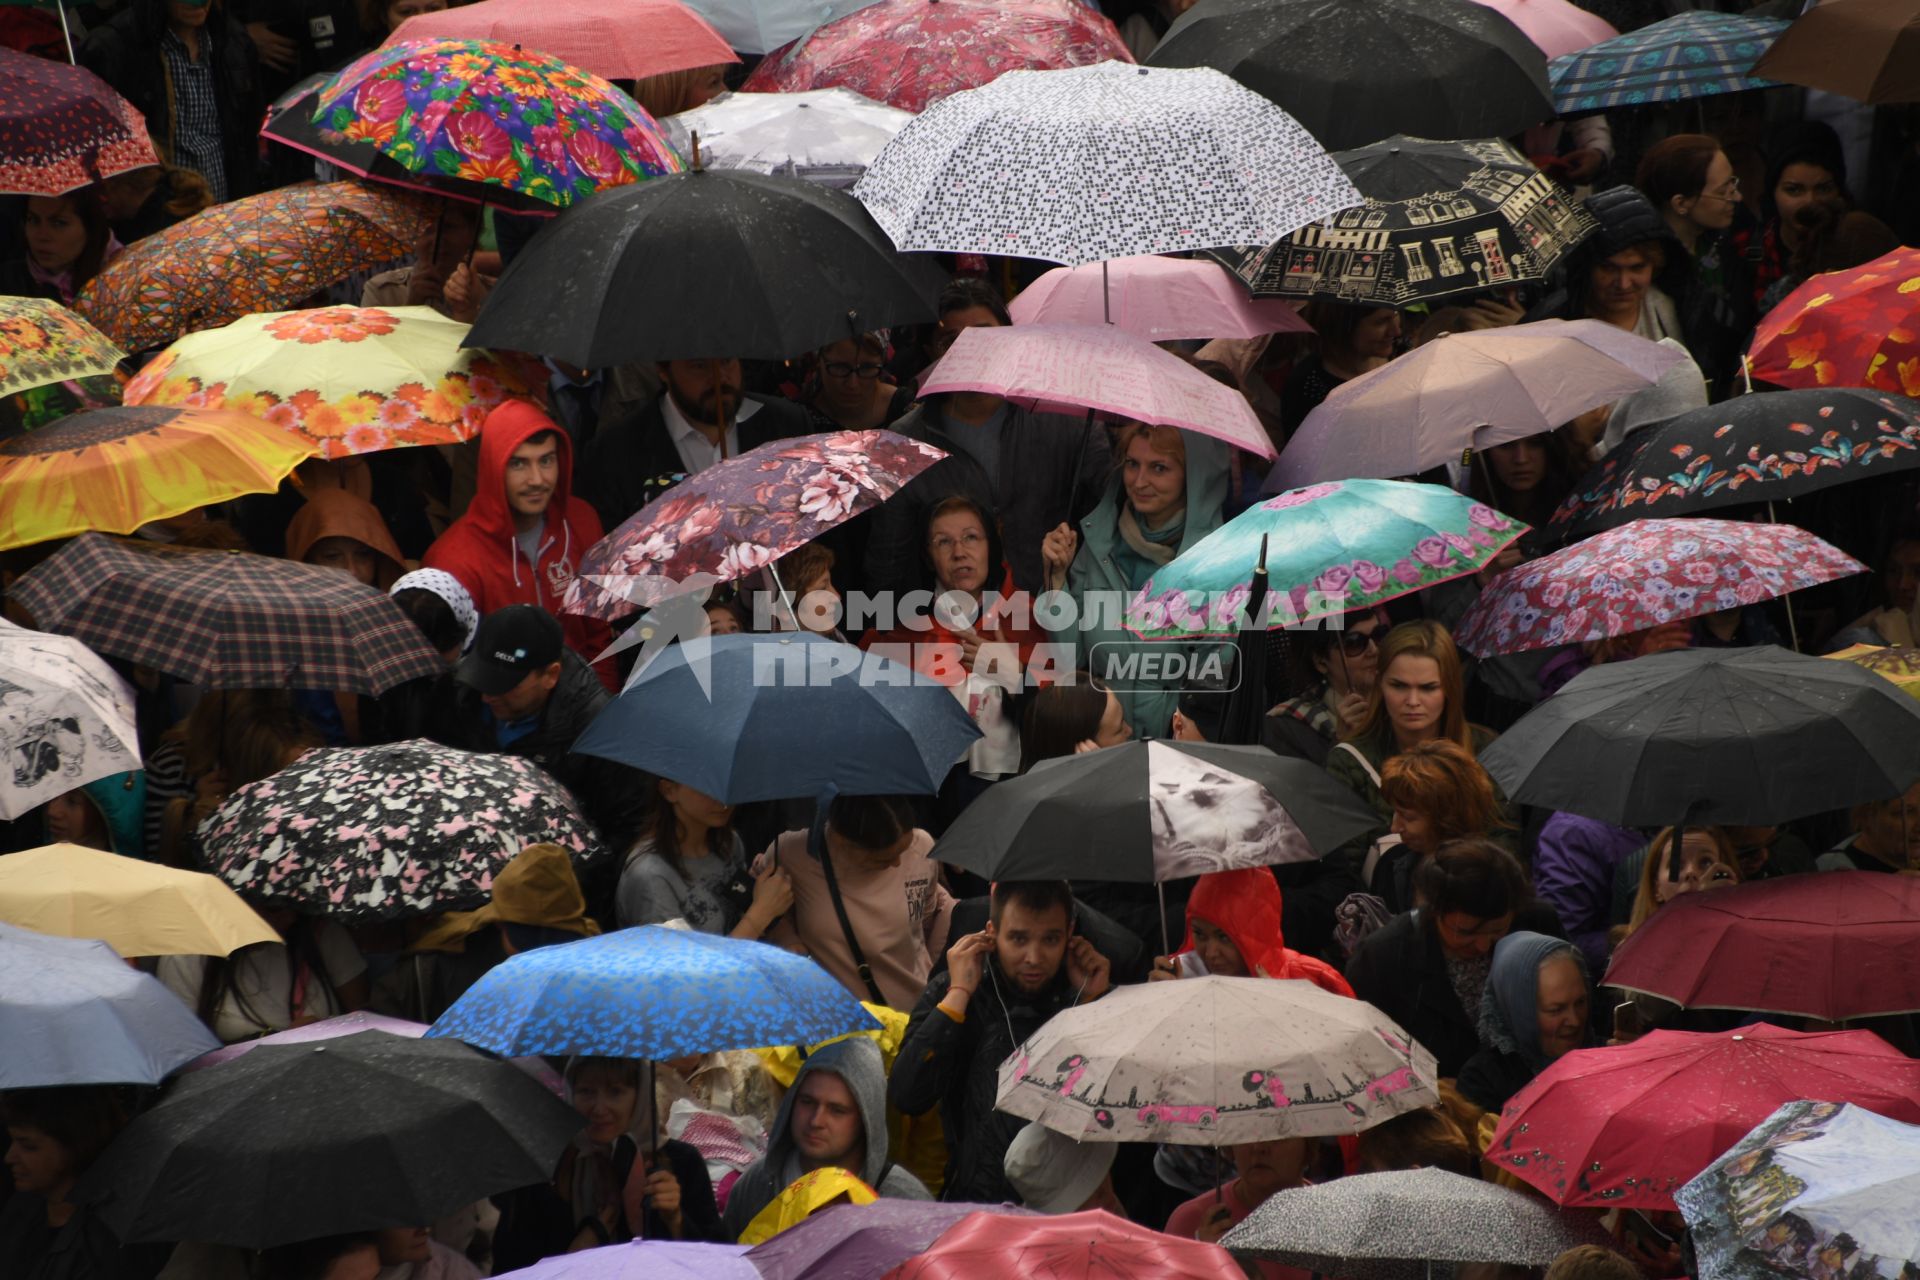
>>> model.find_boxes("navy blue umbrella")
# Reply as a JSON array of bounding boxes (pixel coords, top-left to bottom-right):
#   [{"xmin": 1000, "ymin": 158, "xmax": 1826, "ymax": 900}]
[{"xmin": 573, "ymin": 632, "xmax": 981, "ymax": 803}]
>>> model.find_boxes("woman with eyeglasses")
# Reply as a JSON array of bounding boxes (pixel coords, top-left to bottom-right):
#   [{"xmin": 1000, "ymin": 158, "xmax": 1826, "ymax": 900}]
[
  {"xmin": 1635, "ymin": 134, "xmax": 1756, "ymax": 394},
  {"xmin": 807, "ymin": 332, "xmax": 916, "ymax": 433}
]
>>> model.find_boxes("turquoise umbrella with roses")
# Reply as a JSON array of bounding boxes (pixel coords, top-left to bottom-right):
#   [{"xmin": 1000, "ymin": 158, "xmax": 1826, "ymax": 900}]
[{"xmin": 1123, "ymin": 478, "xmax": 1526, "ymax": 641}]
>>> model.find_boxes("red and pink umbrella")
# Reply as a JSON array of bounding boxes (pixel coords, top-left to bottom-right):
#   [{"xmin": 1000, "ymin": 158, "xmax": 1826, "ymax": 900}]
[
  {"xmin": 0, "ymin": 48, "xmax": 161, "ymax": 197},
  {"xmin": 389, "ymin": 0, "xmax": 737, "ymax": 83},
  {"xmin": 1469, "ymin": 0, "xmax": 1616, "ymax": 58}
]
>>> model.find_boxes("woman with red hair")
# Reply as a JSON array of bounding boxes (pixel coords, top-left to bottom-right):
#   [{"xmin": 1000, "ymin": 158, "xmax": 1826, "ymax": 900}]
[{"xmin": 1146, "ymin": 867, "xmax": 1353, "ymax": 997}]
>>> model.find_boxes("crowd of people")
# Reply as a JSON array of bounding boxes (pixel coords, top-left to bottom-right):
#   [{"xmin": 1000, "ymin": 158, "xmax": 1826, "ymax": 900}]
[{"xmin": 2, "ymin": 0, "xmax": 1919, "ymax": 1276}]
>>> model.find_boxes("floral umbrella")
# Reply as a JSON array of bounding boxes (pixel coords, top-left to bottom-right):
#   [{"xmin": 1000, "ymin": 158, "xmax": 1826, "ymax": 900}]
[
  {"xmin": 1746, "ymin": 246, "xmax": 1920, "ymax": 398},
  {"xmin": 0, "ymin": 47, "xmax": 161, "ymax": 196},
  {"xmin": 569, "ymin": 429, "xmax": 945, "ymax": 618},
  {"xmin": 0, "ymin": 373, "xmax": 122, "ymax": 441},
  {"xmin": 75, "ymin": 182, "xmax": 429, "ymax": 354},
  {"xmin": 742, "ymin": 0, "xmax": 1133, "ymax": 113},
  {"xmin": 1453, "ymin": 519, "xmax": 1865, "ymax": 657},
  {"xmin": 1826, "ymin": 643, "xmax": 1920, "ymax": 700},
  {"xmin": 0, "ymin": 298, "xmax": 125, "ymax": 400},
  {"xmin": 314, "ymin": 37, "xmax": 683, "ymax": 210},
  {"xmin": 122, "ymin": 305, "xmax": 528, "ymax": 460},
  {"xmin": 1125, "ymin": 479, "xmax": 1526, "ymax": 642}
]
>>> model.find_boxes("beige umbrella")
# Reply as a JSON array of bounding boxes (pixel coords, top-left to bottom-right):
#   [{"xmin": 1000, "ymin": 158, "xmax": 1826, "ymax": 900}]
[{"xmin": 0, "ymin": 843, "xmax": 279, "ymax": 957}]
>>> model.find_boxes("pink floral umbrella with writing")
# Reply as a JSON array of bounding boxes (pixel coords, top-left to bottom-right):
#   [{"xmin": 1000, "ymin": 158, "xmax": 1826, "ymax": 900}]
[
  {"xmin": 566, "ymin": 429, "xmax": 947, "ymax": 619},
  {"xmin": 1453, "ymin": 517, "xmax": 1864, "ymax": 657}
]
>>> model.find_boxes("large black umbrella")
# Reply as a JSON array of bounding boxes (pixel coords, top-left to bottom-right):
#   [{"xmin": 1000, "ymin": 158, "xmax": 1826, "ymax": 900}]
[
  {"xmin": 75, "ymin": 1031, "xmax": 582, "ymax": 1248},
  {"xmin": 464, "ymin": 168, "xmax": 946, "ymax": 369},
  {"xmin": 1208, "ymin": 136, "xmax": 1596, "ymax": 308},
  {"xmin": 1146, "ymin": 0, "xmax": 1553, "ymax": 151},
  {"xmin": 1478, "ymin": 646, "xmax": 1920, "ymax": 829}
]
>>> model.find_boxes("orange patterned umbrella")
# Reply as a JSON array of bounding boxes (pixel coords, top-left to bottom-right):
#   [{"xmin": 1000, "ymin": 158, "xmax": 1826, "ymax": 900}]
[
  {"xmin": 0, "ymin": 406, "xmax": 316, "ymax": 551},
  {"xmin": 123, "ymin": 305, "xmax": 529, "ymax": 459},
  {"xmin": 74, "ymin": 182, "xmax": 429, "ymax": 354},
  {"xmin": 1747, "ymin": 245, "xmax": 1920, "ymax": 396}
]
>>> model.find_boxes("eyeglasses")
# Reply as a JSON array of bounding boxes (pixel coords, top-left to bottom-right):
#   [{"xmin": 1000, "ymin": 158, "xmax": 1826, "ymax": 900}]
[
  {"xmin": 1699, "ymin": 179, "xmax": 1742, "ymax": 203},
  {"xmin": 824, "ymin": 361, "xmax": 884, "ymax": 379},
  {"xmin": 1339, "ymin": 628, "xmax": 1382, "ymax": 657},
  {"xmin": 930, "ymin": 531, "xmax": 986, "ymax": 554}
]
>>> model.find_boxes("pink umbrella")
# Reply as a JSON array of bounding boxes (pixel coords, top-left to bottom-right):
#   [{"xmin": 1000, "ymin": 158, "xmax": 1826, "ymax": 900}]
[
  {"xmin": 1468, "ymin": 0, "xmax": 1616, "ymax": 58},
  {"xmin": 1008, "ymin": 255, "xmax": 1312, "ymax": 342},
  {"xmin": 391, "ymin": 0, "xmax": 737, "ymax": 82},
  {"xmin": 921, "ymin": 323, "xmax": 1276, "ymax": 459}
]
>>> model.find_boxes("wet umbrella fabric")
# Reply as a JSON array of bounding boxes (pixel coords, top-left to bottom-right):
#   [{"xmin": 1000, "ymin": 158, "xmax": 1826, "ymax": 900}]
[
  {"xmin": 1749, "ymin": 0, "xmax": 1920, "ymax": 104},
  {"xmin": 75, "ymin": 1031, "xmax": 584, "ymax": 1248},
  {"xmin": 884, "ymin": 1209, "xmax": 1246, "ymax": 1280},
  {"xmin": 661, "ymin": 88, "xmax": 914, "ymax": 187},
  {"xmin": 1008, "ymin": 253, "xmax": 1311, "ymax": 341},
  {"xmin": 495, "ymin": 1241, "xmax": 758, "ymax": 1279},
  {"xmin": 1745, "ymin": 248, "xmax": 1920, "ymax": 396},
  {"xmin": 1546, "ymin": 10, "xmax": 1787, "ymax": 112},
  {"xmin": 0, "ymin": 844, "xmax": 280, "ymax": 958},
  {"xmin": 744, "ymin": 1200, "xmax": 1039, "ymax": 1280},
  {"xmin": 0, "ymin": 616, "xmax": 139, "ymax": 820}
]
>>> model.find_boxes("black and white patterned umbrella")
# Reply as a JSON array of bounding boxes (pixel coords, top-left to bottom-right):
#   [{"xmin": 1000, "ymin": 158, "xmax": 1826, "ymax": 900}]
[{"xmin": 853, "ymin": 62, "xmax": 1360, "ymax": 267}]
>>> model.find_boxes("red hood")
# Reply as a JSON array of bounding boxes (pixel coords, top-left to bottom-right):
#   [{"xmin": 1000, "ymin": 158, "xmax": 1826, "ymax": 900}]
[
  {"xmin": 465, "ymin": 399, "xmax": 579, "ymax": 544},
  {"xmin": 1181, "ymin": 869, "xmax": 1355, "ymax": 997}
]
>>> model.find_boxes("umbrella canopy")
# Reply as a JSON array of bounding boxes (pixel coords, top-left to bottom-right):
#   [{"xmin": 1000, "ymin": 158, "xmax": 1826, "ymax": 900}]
[
  {"xmin": 997, "ymin": 976, "xmax": 1438, "ymax": 1143},
  {"xmin": 0, "ymin": 46, "xmax": 160, "ymax": 196},
  {"xmin": 1008, "ymin": 254, "xmax": 1311, "ymax": 342},
  {"xmin": 199, "ymin": 740, "xmax": 608, "ymax": 924},
  {"xmin": 0, "ymin": 405, "xmax": 318, "ymax": 552},
  {"xmin": 0, "ymin": 616, "xmax": 138, "ymax": 820},
  {"xmin": 1750, "ymin": 0, "xmax": 1920, "ymax": 104},
  {"xmin": 121, "ymin": 305, "xmax": 530, "ymax": 460},
  {"xmin": 573, "ymin": 632, "xmax": 981, "ymax": 803},
  {"xmin": 389, "ymin": 0, "xmax": 736, "ymax": 82},
  {"xmin": 7, "ymin": 534, "xmax": 446, "ymax": 695},
  {"xmin": 466, "ymin": 168, "xmax": 942, "ymax": 369},
  {"xmin": 930, "ymin": 740, "xmax": 1379, "ymax": 883},
  {"xmin": 1486, "ymin": 1024, "xmax": 1920, "ymax": 1209},
  {"xmin": 0, "ymin": 921, "xmax": 219, "ymax": 1087},
  {"xmin": 1547, "ymin": 388, "xmax": 1920, "ymax": 540},
  {"xmin": 1219, "ymin": 1168, "xmax": 1612, "ymax": 1278},
  {"xmin": 1125, "ymin": 479, "xmax": 1526, "ymax": 642},
  {"xmin": 662, "ymin": 89, "xmax": 914, "ymax": 188},
  {"xmin": 1603, "ymin": 871, "xmax": 1920, "ymax": 1022},
  {"xmin": 743, "ymin": 0, "xmax": 1132, "ymax": 112},
  {"xmin": 76, "ymin": 181, "xmax": 429, "ymax": 353},
  {"xmin": 75, "ymin": 1030, "xmax": 584, "ymax": 1248},
  {"xmin": 0, "ymin": 843, "xmax": 279, "ymax": 957},
  {"xmin": 1468, "ymin": 0, "xmax": 1615, "ymax": 57},
  {"xmin": 1453, "ymin": 519, "xmax": 1865, "ymax": 657},
  {"xmin": 0, "ymin": 371, "xmax": 123, "ymax": 441},
  {"xmin": 0, "ymin": 296, "xmax": 125, "ymax": 399},
  {"xmin": 1146, "ymin": 0, "xmax": 1552, "ymax": 151},
  {"xmin": 885, "ymin": 1209, "xmax": 1246, "ymax": 1280},
  {"xmin": 1271, "ymin": 319, "xmax": 1687, "ymax": 489},
  {"xmin": 853, "ymin": 62, "xmax": 1359, "ymax": 268},
  {"xmin": 183, "ymin": 1009, "xmax": 568, "ymax": 1094},
  {"xmin": 919, "ymin": 323, "xmax": 1276, "ymax": 458},
  {"xmin": 1547, "ymin": 11, "xmax": 1787, "ymax": 113},
  {"xmin": 1679, "ymin": 1101, "xmax": 1920, "ymax": 1280},
  {"xmin": 1478, "ymin": 645, "xmax": 1920, "ymax": 827},
  {"xmin": 1827, "ymin": 643, "xmax": 1920, "ymax": 699},
  {"xmin": 1746, "ymin": 248, "xmax": 1920, "ymax": 397},
  {"xmin": 681, "ymin": 0, "xmax": 883, "ymax": 55},
  {"xmin": 570, "ymin": 428, "xmax": 945, "ymax": 618},
  {"xmin": 1208, "ymin": 136, "xmax": 1597, "ymax": 309},
  {"xmin": 313, "ymin": 38, "xmax": 683, "ymax": 211},
  {"xmin": 496, "ymin": 1241, "xmax": 758, "ymax": 1279},
  {"xmin": 428, "ymin": 925, "xmax": 879, "ymax": 1059},
  {"xmin": 745, "ymin": 1200, "xmax": 1037, "ymax": 1280}
]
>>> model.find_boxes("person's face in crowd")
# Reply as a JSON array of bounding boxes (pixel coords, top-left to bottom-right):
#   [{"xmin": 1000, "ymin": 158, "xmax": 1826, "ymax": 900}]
[
  {"xmin": 571, "ymin": 1064, "xmax": 639, "ymax": 1145},
  {"xmin": 1091, "ymin": 689, "xmax": 1132, "ymax": 749},
  {"xmin": 661, "ymin": 359, "xmax": 744, "ymax": 426},
  {"xmin": 1486, "ymin": 436, "xmax": 1548, "ymax": 495},
  {"xmin": 1680, "ymin": 151, "xmax": 1740, "ymax": 232},
  {"xmin": 1390, "ymin": 805, "xmax": 1437, "ymax": 857},
  {"xmin": 1723, "ymin": 824, "xmax": 1778, "ymax": 879},
  {"xmin": 991, "ymin": 900, "xmax": 1070, "ymax": 996},
  {"xmin": 791, "ymin": 567, "xmax": 840, "ymax": 636},
  {"xmin": 1381, "ymin": 654, "xmax": 1445, "ymax": 743},
  {"xmin": 503, "ymin": 436, "xmax": 560, "ymax": 527},
  {"xmin": 1534, "ymin": 954, "xmax": 1588, "ymax": 1061},
  {"xmin": 383, "ymin": 0, "xmax": 445, "ymax": 31},
  {"xmin": 1883, "ymin": 541, "xmax": 1920, "ymax": 613},
  {"xmin": 305, "ymin": 536, "xmax": 380, "ymax": 587},
  {"xmin": 1433, "ymin": 909, "xmax": 1512, "ymax": 960},
  {"xmin": 4, "ymin": 1125, "xmax": 75, "ymax": 1198},
  {"xmin": 1589, "ymin": 248, "xmax": 1655, "ymax": 320},
  {"xmin": 928, "ymin": 509, "xmax": 990, "ymax": 596},
  {"xmin": 482, "ymin": 661, "xmax": 561, "ymax": 723},
  {"xmin": 1230, "ymin": 1137, "xmax": 1309, "ymax": 1204},
  {"xmin": 165, "ymin": 0, "xmax": 211, "ymax": 30},
  {"xmin": 406, "ymin": 204, "xmax": 480, "ymax": 306},
  {"xmin": 1773, "ymin": 162, "xmax": 1840, "ymax": 231},
  {"xmin": 1652, "ymin": 831, "xmax": 1739, "ymax": 904},
  {"xmin": 1628, "ymin": 620, "xmax": 1692, "ymax": 658},
  {"xmin": 1190, "ymin": 917, "xmax": 1245, "ymax": 977},
  {"xmin": 790, "ymin": 1070, "xmax": 863, "ymax": 1172},
  {"xmin": 1347, "ymin": 309, "xmax": 1402, "ymax": 362},
  {"xmin": 816, "ymin": 339, "xmax": 885, "ymax": 415},
  {"xmin": 658, "ymin": 780, "xmax": 732, "ymax": 833},
  {"xmin": 1859, "ymin": 785, "xmax": 1920, "ymax": 866},
  {"xmin": 1316, "ymin": 611, "xmax": 1385, "ymax": 697},
  {"xmin": 1122, "ymin": 432, "xmax": 1185, "ymax": 529},
  {"xmin": 43, "ymin": 789, "xmax": 106, "ymax": 850},
  {"xmin": 705, "ymin": 603, "xmax": 742, "ymax": 636},
  {"xmin": 23, "ymin": 197, "xmax": 86, "ymax": 274},
  {"xmin": 929, "ymin": 304, "xmax": 1002, "ymax": 358},
  {"xmin": 322, "ymin": 1243, "xmax": 382, "ymax": 1280},
  {"xmin": 374, "ymin": 1227, "xmax": 433, "ymax": 1266}
]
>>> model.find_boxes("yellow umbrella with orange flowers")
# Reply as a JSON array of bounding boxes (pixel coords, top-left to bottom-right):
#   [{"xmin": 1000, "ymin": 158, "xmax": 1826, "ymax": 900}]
[{"xmin": 1825, "ymin": 643, "xmax": 1920, "ymax": 700}]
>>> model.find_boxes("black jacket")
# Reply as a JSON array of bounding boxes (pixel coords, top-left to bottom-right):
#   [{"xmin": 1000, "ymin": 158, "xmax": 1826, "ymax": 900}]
[
  {"xmin": 490, "ymin": 1137, "xmax": 721, "ymax": 1272},
  {"xmin": 1454, "ymin": 1047, "xmax": 1535, "ymax": 1112},
  {"xmin": 578, "ymin": 391, "xmax": 816, "ymax": 532}
]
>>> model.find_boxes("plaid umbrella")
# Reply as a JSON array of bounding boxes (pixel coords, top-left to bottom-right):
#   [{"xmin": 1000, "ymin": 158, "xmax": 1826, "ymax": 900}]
[
  {"xmin": 0, "ymin": 47, "xmax": 160, "ymax": 196},
  {"xmin": 6, "ymin": 534, "xmax": 445, "ymax": 695},
  {"xmin": 1547, "ymin": 11, "xmax": 1788, "ymax": 113},
  {"xmin": 0, "ymin": 298, "xmax": 125, "ymax": 400},
  {"xmin": 75, "ymin": 182, "xmax": 429, "ymax": 353},
  {"xmin": 198, "ymin": 740, "xmax": 609, "ymax": 923}
]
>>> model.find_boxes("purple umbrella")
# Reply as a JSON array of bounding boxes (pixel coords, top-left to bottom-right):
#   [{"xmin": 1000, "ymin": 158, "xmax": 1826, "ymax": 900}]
[
  {"xmin": 744, "ymin": 1199, "xmax": 1038, "ymax": 1280},
  {"xmin": 183, "ymin": 1011, "xmax": 565, "ymax": 1094},
  {"xmin": 496, "ymin": 1240, "xmax": 756, "ymax": 1278}
]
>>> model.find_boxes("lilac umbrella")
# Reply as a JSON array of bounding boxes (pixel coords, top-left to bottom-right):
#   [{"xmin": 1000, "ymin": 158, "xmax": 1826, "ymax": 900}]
[
  {"xmin": 1008, "ymin": 254, "xmax": 1311, "ymax": 342},
  {"xmin": 496, "ymin": 1240, "xmax": 756, "ymax": 1278},
  {"xmin": 743, "ymin": 1198, "xmax": 1037, "ymax": 1280}
]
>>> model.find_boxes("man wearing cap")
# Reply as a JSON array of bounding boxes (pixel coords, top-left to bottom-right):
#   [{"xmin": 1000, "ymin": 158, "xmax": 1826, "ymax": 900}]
[
  {"xmin": 1003, "ymin": 1121, "xmax": 1124, "ymax": 1216},
  {"xmin": 434, "ymin": 604, "xmax": 647, "ymax": 869}
]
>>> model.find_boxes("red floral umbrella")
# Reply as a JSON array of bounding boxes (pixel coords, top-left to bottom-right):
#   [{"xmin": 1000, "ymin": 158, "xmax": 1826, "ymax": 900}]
[
  {"xmin": 741, "ymin": 0, "xmax": 1133, "ymax": 112},
  {"xmin": 1486, "ymin": 1024, "xmax": 1920, "ymax": 1209},
  {"xmin": 0, "ymin": 47, "xmax": 161, "ymax": 196},
  {"xmin": 1452, "ymin": 517, "xmax": 1864, "ymax": 657},
  {"xmin": 1747, "ymin": 245, "xmax": 1920, "ymax": 397}
]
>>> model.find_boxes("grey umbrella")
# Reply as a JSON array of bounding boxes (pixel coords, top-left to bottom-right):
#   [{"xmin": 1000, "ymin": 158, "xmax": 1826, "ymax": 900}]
[{"xmin": 1218, "ymin": 1168, "xmax": 1612, "ymax": 1279}]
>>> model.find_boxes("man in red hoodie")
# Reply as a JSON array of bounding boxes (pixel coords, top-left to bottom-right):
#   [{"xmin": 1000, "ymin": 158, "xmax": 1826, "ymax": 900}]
[{"xmin": 424, "ymin": 401, "xmax": 613, "ymax": 680}]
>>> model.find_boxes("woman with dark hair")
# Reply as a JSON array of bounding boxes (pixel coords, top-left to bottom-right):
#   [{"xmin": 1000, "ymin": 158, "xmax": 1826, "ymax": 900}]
[
  {"xmin": 1734, "ymin": 122, "xmax": 1848, "ymax": 310},
  {"xmin": 614, "ymin": 775, "xmax": 791, "ymax": 937},
  {"xmin": 1018, "ymin": 674, "xmax": 1130, "ymax": 765},
  {"xmin": 1465, "ymin": 432, "xmax": 1583, "ymax": 534},
  {"xmin": 156, "ymin": 904, "xmax": 369, "ymax": 1043},
  {"xmin": 0, "ymin": 193, "xmax": 119, "ymax": 305},
  {"xmin": 1456, "ymin": 932, "xmax": 1592, "ymax": 1111},
  {"xmin": 0, "ymin": 1087, "xmax": 151, "ymax": 1279},
  {"xmin": 1262, "ymin": 609, "xmax": 1387, "ymax": 765},
  {"xmin": 1279, "ymin": 300, "xmax": 1402, "ymax": 434},
  {"xmin": 808, "ymin": 331, "xmax": 917, "ymax": 433},
  {"xmin": 1635, "ymin": 134, "xmax": 1754, "ymax": 392}
]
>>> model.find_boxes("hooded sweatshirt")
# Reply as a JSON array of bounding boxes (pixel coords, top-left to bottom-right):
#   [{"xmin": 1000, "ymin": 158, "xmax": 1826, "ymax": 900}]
[
  {"xmin": 285, "ymin": 487, "xmax": 407, "ymax": 590},
  {"xmin": 422, "ymin": 401, "xmax": 612, "ymax": 675},
  {"xmin": 1176, "ymin": 868, "xmax": 1353, "ymax": 997},
  {"xmin": 720, "ymin": 1037, "xmax": 930, "ymax": 1240}
]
